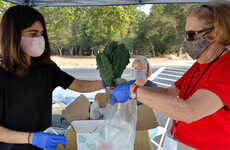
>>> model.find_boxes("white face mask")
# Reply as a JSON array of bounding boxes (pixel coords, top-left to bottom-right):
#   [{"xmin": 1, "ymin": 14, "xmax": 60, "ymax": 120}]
[
  {"xmin": 20, "ymin": 36, "xmax": 45, "ymax": 57},
  {"xmin": 133, "ymin": 69, "xmax": 146, "ymax": 80}
]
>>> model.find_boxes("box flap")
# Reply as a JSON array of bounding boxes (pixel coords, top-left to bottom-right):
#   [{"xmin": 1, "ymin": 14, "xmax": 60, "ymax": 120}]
[
  {"xmin": 94, "ymin": 93, "xmax": 106, "ymax": 108},
  {"xmin": 71, "ymin": 120, "xmax": 104, "ymax": 133},
  {"xmin": 62, "ymin": 95, "xmax": 90, "ymax": 123}
]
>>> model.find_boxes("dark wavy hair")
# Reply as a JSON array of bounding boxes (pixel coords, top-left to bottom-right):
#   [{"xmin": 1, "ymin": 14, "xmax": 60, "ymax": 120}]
[{"xmin": 0, "ymin": 5, "xmax": 53, "ymax": 74}]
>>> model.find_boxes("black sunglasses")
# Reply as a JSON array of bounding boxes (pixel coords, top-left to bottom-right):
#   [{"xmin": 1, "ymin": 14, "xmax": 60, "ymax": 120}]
[{"xmin": 185, "ymin": 27, "xmax": 214, "ymax": 41}]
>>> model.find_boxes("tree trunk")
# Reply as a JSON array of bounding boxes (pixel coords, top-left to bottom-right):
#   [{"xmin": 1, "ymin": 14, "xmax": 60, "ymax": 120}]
[
  {"xmin": 150, "ymin": 43, "xmax": 156, "ymax": 57},
  {"xmin": 69, "ymin": 46, "xmax": 74, "ymax": 56},
  {"xmin": 58, "ymin": 47, "xmax": 63, "ymax": 56}
]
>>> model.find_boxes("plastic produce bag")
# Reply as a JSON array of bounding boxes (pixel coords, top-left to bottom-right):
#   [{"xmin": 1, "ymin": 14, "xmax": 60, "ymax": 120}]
[
  {"xmin": 90, "ymin": 101, "xmax": 103, "ymax": 120},
  {"xmin": 95, "ymin": 99, "xmax": 137, "ymax": 150}
]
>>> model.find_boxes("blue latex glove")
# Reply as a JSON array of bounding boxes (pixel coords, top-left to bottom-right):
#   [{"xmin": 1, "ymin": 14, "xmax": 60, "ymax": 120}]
[
  {"xmin": 102, "ymin": 81, "xmax": 114, "ymax": 90},
  {"xmin": 32, "ymin": 132, "xmax": 66, "ymax": 150},
  {"xmin": 102, "ymin": 81, "xmax": 106, "ymax": 89},
  {"xmin": 110, "ymin": 83, "xmax": 132, "ymax": 105}
]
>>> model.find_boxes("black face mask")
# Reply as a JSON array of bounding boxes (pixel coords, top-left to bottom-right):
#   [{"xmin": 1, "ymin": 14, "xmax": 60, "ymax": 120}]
[{"xmin": 183, "ymin": 36, "xmax": 212, "ymax": 60}]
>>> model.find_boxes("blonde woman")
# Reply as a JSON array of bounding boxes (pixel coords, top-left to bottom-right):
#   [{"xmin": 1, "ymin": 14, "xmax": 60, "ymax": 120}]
[
  {"xmin": 112, "ymin": 1, "xmax": 230, "ymax": 149},
  {"xmin": 131, "ymin": 56, "xmax": 158, "ymax": 150}
]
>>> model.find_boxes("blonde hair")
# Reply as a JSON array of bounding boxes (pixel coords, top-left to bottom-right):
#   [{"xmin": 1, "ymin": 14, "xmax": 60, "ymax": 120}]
[
  {"xmin": 132, "ymin": 56, "xmax": 152, "ymax": 78},
  {"xmin": 189, "ymin": 1, "xmax": 230, "ymax": 45}
]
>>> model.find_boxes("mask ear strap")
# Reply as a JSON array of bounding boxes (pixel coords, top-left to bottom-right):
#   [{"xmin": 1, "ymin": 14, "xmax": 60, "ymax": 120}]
[
  {"xmin": 203, "ymin": 29, "xmax": 216, "ymax": 44},
  {"xmin": 202, "ymin": 31, "xmax": 209, "ymax": 37},
  {"xmin": 202, "ymin": 29, "xmax": 213, "ymax": 40}
]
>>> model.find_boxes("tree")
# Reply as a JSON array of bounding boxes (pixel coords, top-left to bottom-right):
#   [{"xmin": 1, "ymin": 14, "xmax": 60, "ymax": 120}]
[
  {"xmin": 133, "ymin": 4, "xmax": 198, "ymax": 56},
  {"xmin": 0, "ymin": 3, "xmax": 199, "ymax": 56},
  {"xmin": 37, "ymin": 6, "xmax": 139, "ymax": 55},
  {"xmin": 0, "ymin": 1, "xmax": 11, "ymax": 19}
]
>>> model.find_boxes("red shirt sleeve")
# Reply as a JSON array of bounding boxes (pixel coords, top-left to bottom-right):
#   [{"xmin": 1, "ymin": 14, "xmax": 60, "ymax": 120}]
[
  {"xmin": 200, "ymin": 60, "xmax": 230, "ymax": 109},
  {"xmin": 174, "ymin": 75, "xmax": 184, "ymax": 90},
  {"xmin": 174, "ymin": 63, "xmax": 198, "ymax": 90}
]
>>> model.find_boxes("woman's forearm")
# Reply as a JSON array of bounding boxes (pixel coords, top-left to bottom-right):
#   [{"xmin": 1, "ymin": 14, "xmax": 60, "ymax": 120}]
[
  {"xmin": 135, "ymin": 86, "xmax": 193, "ymax": 123},
  {"xmin": 69, "ymin": 79, "xmax": 103, "ymax": 93},
  {"xmin": 138, "ymin": 86, "xmax": 169, "ymax": 95},
  {"xmin": 0, "ymin": 125, "xmax": 33, "ymax": 144}
]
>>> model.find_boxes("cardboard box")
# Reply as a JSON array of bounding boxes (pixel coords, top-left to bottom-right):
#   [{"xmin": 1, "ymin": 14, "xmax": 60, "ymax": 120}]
[
  {"xmin": 62, "ymin": 95, "xmax": 90, "ymax": 122},
  {"xmin": 61, "ymin": 93, "xmax": 158, "ymax": 150},
  {"xmin": 71, "ymin": 120, "xmax": 105, "ymax": 150},
  {"xmin": 62, "ymin": 95, "xmax": 104, "ymax": 150},
  {"xmin": 56, "ymin": 127, "xmax": 77, "ymax": 150}
]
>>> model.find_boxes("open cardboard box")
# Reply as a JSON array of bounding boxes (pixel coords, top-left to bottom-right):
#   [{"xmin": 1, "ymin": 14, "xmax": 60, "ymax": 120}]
[{"xmin": 61, "ymin": 93, "xmax": 158, "ymax": 150}]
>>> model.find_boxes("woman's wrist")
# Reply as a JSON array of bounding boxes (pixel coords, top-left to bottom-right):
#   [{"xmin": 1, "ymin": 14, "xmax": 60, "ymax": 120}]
[
  {"xmin": 129, "ymin": 85, "xmax": 135, "ymax": 97},
  {"xmin": 28, "ymin": 132, "xmax": 34, "ymax": 144},
  {"xmin": 129, "ymin": 84, "xmax": 140, "ymax": 100}
]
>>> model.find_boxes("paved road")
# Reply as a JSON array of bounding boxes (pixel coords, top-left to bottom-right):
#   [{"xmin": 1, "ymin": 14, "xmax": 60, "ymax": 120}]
[
  {"xmin": 62, "ymin": 68, "xmax": 156, "ymax": 80},
  {"xmin": 62, "ymin": 67, "xmax": 188, "ymax": 81}
]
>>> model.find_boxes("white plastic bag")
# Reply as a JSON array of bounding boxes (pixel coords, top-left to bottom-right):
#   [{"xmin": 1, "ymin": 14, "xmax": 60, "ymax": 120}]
[
  {"xmin": 90, "ymin": 101, "xmax": 101, "ymax": 120},
  {"xmin": 95, "ymin": 99, "xmax": 137, "ymax": 150}
]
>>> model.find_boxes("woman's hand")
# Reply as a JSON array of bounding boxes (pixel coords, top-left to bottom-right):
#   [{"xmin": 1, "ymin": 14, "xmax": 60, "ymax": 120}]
[
  {"xmin": 102, "ymin": 81, "xmax": 115, "ymax": 90},
  {"xmin": 32, "ymin": 131, "xmax": 66, "ymax": 150},
  {"xmin": 102, "ymin": 81, "xmax": 106, "ymax": 89},
  {"xmin": 110, "ymin": 83, "xmax": 133, "ymax": 105}
]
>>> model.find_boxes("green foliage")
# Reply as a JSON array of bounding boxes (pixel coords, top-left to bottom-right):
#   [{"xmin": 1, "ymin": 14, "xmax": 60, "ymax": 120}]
[
  {"xmin": 0, "ymin": 3, "xmax": 200, "ymax": 56},
  {"xmin": 96, "ymin": 41, "xmax": 130, "ymax": 87},
  {"xmin": 36, "ymin": 6, "xmax": 138, "ymax": 55},
  {"xmin": 96, "ymin": 41, "xmax": 130, "ymax": 104},
  {"xmin": 96, "ymin": 53, "xmax": 115, "ymax": 86},
  {"xmin": 132, "ymin": 4, "xmax": 199, "ymax": 56},
  {"xmin": 0, "ymin": 1, "xmax": 12, "ymax": 19},
  {"xmin": 103, "ymin": 41, "xmax": 130, "ymax": 78}
]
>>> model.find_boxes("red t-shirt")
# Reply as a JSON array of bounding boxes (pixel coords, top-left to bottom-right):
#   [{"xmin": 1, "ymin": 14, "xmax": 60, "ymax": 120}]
[{"xmin": 172, "ymin": 52, "xmax": 230, "ymax": 150}]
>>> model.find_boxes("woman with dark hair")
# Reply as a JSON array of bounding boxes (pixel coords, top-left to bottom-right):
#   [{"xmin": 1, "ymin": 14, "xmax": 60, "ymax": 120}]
[
  {"xmin": 0, "ymin": 5, "xmax": 103, "ymax": 150},
  {"xmin": 111, "ymin": 1, "xmax": 230, "ymax": 150}
]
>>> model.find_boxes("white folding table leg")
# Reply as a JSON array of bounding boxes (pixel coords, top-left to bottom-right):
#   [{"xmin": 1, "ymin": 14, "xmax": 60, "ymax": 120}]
[{"xmin": 157, "ymin": 118, "xmax": 171, "ymax": 150}]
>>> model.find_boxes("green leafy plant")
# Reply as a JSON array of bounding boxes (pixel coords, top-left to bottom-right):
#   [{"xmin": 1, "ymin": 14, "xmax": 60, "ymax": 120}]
[{"xmin": 96, "ymin": 41, "xmax": 130, "ymax": 103}]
